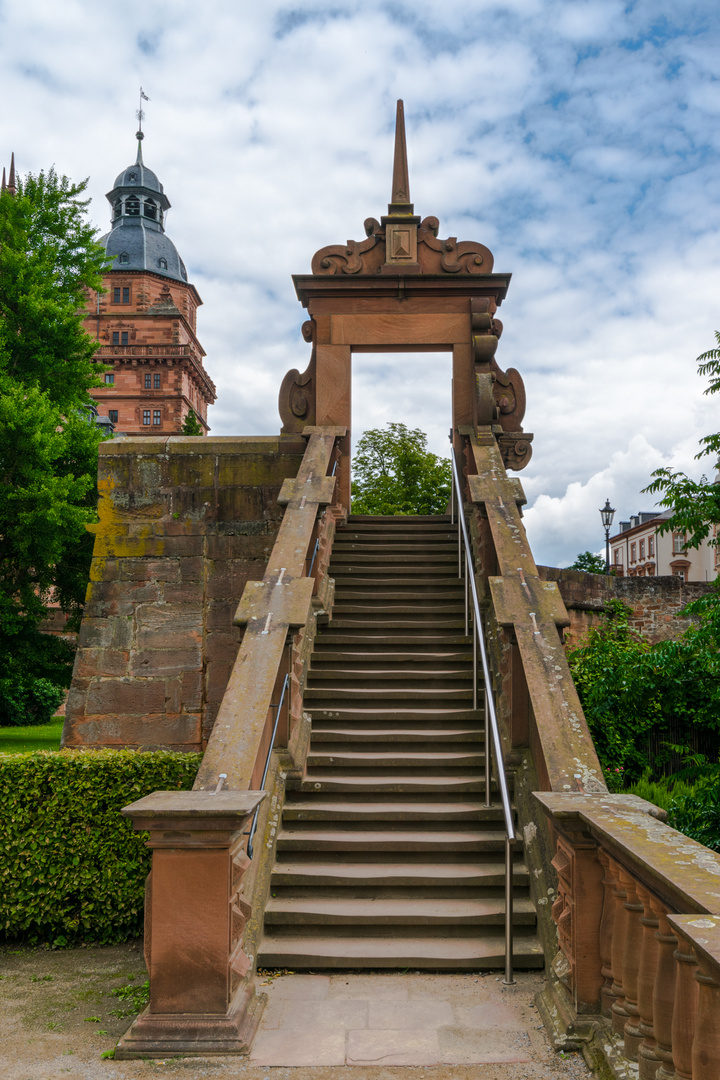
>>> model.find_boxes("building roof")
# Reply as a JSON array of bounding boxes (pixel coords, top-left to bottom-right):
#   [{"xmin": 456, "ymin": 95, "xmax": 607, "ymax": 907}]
[{"xmin": 101, "ymin": 134, "xmax": 188, "ymax": 284}]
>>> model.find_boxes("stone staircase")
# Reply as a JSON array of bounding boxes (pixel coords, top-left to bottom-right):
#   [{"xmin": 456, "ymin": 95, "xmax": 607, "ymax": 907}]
[{"xmin": 258, "ymin": 515, "xmax": 543, "ymax": 970}]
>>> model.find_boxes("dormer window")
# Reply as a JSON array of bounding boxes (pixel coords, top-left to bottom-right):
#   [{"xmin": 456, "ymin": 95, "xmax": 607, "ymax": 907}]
[
  {"xmin": 144, "ymin": 198, "xmax": 157, "ymax": 220},
  {"xmin": 118, "ymin": 252, "xmax": 129, "ymax": 264},
  {"xmin": 128, "ymin": 171, "xmax": 137, "ymax": 181},
  {"xmin": 126, "ymin": 198, "xmax": 140, "ymax": 216},
  {"xmin": 158, "ymin": 257, "xmax": 168, "ymax": 270}
]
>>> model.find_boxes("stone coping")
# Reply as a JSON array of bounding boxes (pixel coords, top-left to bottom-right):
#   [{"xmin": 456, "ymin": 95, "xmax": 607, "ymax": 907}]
[
  {"xmin": 99, "ymin": 435, "xmax": 307, "ymax": 456},
  {"xmin": 668, "ymin": 914, "xmax": 720, "ymax": 976},
  {"xmin": 122, "ymin": 789, "xmax": 265, "ymax": 820},
  {"xmin": 534, "ymin": 792, "xmax": 720, "ymax": 915}
]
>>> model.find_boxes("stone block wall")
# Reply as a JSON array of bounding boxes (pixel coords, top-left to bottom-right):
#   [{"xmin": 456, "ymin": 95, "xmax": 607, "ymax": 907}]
[
  {"xmin": 63, "ymin": 435, "xmax": 305, "ymax": 751},
  {"xmin": 537, "ymin": 566, "xmax": 714, "ymax": 646}
]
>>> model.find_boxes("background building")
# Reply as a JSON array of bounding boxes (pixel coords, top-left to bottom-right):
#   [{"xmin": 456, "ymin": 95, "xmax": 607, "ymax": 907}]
[
  {"xmin": 85, "ymin": 134, "xmax": 215, "ymax": 434},
  {"xmin": 610, "ymin": 511, "xmax": 718, "ymax": 581}
]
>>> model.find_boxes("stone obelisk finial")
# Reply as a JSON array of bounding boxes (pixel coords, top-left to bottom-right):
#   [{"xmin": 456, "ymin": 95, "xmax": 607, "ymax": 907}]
[
  {"xmin": 388, "ymin": 100, "xmax": 414, "ymax": 215},
  {"xmin": 7, "ymin": 152, "xmax": 16, "ymax": 196}
]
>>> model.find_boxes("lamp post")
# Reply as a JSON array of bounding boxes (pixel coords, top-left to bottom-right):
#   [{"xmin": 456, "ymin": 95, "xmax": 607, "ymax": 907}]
[{"xmin": 600, "ymin": 499, "xmax": 616, "ymax": 575}]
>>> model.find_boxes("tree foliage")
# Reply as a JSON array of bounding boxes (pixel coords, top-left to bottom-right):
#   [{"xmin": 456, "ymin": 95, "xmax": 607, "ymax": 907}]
[
  {"xmin": 569, "ymin": 551, "xmax": 606, "ymax": 574},
  {"xmin": 0, "ymin": 169, "xmax": 108, "ymax": 721},
  {"xmin": 644, "ymin": 333, "xmax": 720, "ymax": 549},
  {"xmin": 351, "ymin": 423, "xmax": 451, "ymax": 516},
  {"xmin": 180, "ymin": 408, "xmax": 204, "ymax": 435},
  {"xmin": 568, "ymin": 598, "xmax": 720, "ymax": 785}
]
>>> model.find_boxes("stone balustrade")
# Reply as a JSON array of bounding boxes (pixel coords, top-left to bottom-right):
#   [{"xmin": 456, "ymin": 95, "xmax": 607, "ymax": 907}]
[
  {"xmin": 118, "ymin": 425, "xmax": 346, "ymax": 1057},
  {"xmin": 534, "ymin": 793, "xmax": 720, "ymax": 1080}
]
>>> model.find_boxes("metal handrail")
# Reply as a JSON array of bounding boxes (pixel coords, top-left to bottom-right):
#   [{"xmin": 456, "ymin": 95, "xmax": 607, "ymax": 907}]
[
  {"xmin": 246, "ymin": 672, "xmax": 290, "ymax": 859},
  {"xmin": 449, "ymin": 446, "xmax": 516, "ymax": 985}
]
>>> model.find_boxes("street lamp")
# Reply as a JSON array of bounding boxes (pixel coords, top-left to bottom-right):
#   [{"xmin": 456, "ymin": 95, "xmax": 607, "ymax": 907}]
[{"xmin": 600, "ymin": 499, "xmax": 616, "ymax": 575}]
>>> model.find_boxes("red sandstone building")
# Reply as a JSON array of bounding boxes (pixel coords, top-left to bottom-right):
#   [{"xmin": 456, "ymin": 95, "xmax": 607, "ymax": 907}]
[{"xmin": 85, "ymin": 134, "xmax": 215, "ymax": 434}]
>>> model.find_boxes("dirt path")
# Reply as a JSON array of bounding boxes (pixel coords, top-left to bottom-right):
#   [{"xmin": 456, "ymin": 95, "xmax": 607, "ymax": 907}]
[{"xmin": 0, "ymin": 943, "xmax": 591, "ymax": 1080}]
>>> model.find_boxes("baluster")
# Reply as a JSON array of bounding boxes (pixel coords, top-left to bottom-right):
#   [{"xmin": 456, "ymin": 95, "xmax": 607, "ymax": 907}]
[
  {"xmin": 620, "ymin": 868, "xmax": 646, "ymax": 1059},
  {"xmin": 654, "ymin": 909, "xmax": 679, "ymax": 1080},
  {"xmin": 636, "ymin": 887, "xmax": 662, "ymax": 1080},
  {"xmin": 609, "ymin": 857, "xmax": 631, "ymax": 1035},
  {"xmin": 693, "ymin": 953, "xmax": 720, "ymax": 1080},
  {"xmin": 597, "ymin": 849, "xmax": 617, "ymax": 1018},
  {"xmin": 671, "ymin": 941, "xmax": 699, "ymax": 1080}
]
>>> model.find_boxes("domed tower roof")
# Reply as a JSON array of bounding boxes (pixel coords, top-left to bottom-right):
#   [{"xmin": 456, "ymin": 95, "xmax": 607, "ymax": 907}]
[{"xmin": 100, "ymin": 133, "xmax": 188, "ymax": 283}]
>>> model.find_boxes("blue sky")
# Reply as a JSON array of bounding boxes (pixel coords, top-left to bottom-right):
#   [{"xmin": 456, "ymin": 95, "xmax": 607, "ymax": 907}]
[{"xmin": 3, "ymin": 0, "xmax": 720, "ymax": 566}]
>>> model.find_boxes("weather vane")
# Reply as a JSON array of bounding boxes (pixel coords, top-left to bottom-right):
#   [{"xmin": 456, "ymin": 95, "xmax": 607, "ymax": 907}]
[{"xmin": 136, "ymin": 87, "xmax": 150, "ymax": 141}]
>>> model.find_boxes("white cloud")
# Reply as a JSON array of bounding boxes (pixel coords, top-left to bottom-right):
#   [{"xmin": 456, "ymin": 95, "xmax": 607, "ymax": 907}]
[{"xmin": 2, "ymin": 0, "xmax": 720, "ymax": 566}]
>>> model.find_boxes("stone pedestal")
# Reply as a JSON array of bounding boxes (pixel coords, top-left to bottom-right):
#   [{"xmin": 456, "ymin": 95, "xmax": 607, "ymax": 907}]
[{"xmin": 115, "ymin": 790, "xmax": 266, "ymax": 1058}]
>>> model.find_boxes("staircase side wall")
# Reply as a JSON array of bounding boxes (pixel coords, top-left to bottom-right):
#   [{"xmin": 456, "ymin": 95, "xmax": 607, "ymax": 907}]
[{"xmin": 63, "ymin": 435, "xmax": 305, "ymax": 751}]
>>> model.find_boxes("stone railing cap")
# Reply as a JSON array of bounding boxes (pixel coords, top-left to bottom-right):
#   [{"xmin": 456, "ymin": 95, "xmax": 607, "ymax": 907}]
[{"xmin": 122, "ymin": 790, "xmax": 266, "ymax": 819}]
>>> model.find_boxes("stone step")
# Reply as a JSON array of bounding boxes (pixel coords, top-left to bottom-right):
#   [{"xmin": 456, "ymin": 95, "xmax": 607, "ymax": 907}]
[
  {"xmin": 270, "ymin": 859, "xmax": 528, "ymax": 889},
  {"xmin": 304, "ymin": 687, "xmax": 475, "ymax": 702},
  {"xmin": 310, "ymin": 651, "xmax": 473, "ymax": 666},
  {"xmin": 330, "ymin": 553, "xmax": 458, "ymax": 564},
  {"xmin": 310, "ymin": 728, "xmax": 481, "ymax": 744},
  {"xmin": 264, "ymin": 894, "xmax": 536, "ymax": 926},
  {"xmin": 306, "ymin": 707, "xmax": 484, "ymax": 722},
  {"xmin": 308, "ymin": 668, "xmax": 473, "ymax": 683},
  {"xmin": 257, "ymin": 931, "xmax": 544, "ymax": 970},
  {"xmin": 300, "ymin": 773, "xmax": 491, "ymax": 794},
  {"xmin": 328, "ymin": 618, "xmax": 468, "ymax": 630},
  {"xmin": 312, "ymin": 633, "xmax": 474, "ymax": 647},
  {"xmin": 306, "ymin": 750, "xmax": 484, "ymax": 770},
  {"xmin": 276, "ymin": 828, "xmax": 507, "ymax": 853},
  {"xmin": 281, "ymin": 799, "xmax": 505, "ymax": 823}
]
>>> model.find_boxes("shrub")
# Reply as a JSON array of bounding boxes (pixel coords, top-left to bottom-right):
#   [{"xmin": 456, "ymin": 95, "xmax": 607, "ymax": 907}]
[
  {"xmin": 568, "ymin": 600, "xmax": 720, "ymax": 783},
  {"xmin": 0, "ymin": 677, "xmax": 65, "ymax": 727},
  {"xmin": 0, "ymin": 749, "xmax": 200, "ymax": 946}
]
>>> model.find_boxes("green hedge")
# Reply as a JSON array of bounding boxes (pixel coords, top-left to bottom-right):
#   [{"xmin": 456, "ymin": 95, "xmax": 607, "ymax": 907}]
[{"xmin": 0, "ymin": 749, "xmax": 201, "ymax": 946}]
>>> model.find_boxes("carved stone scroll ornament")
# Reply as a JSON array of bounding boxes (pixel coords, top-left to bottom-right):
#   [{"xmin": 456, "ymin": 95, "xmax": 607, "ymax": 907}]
[
  {"xmin": 471, "ymin": 298, "xmax": 533, "ymax": 470},
  {"xmin": 279, "ymin": 320, "xmax": 317, "ymax": 434},
  {"xmin": 310, "ymin": 216, "xmax": 494, "ymax": 276}
]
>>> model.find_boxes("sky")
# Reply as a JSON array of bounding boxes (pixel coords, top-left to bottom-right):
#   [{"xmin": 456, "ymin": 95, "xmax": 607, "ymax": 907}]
[{"xmin": 2, "ymin": 0, "xmax": 720, "ymax": 566}]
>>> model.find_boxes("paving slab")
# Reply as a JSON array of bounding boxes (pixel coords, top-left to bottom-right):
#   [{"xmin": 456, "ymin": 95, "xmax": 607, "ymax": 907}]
[{"xmin": 0, "ymin": 942, "xmax": 594, "ymax": 1080}]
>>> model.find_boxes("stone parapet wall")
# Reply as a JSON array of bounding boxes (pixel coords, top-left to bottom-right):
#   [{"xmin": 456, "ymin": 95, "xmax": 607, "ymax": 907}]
[
  {"xmin": 537, "ymin": 566, "xmax": 713, "ymax": 646},
  {"xmin": 63, "ymin": 434, "xmax": 305, "ymax": 751}
]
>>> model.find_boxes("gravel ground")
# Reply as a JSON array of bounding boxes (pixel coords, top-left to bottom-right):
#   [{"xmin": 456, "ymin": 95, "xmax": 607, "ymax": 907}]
[{"xmin": 0, "ymin": 943, "xmax": 593, "ymax": 1080}]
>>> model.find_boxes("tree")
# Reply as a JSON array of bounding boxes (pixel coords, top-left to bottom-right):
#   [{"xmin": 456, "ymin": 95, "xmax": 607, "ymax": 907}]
[
  {"xmin": 351, "ymin": 423, "xmax": 451, "ymax": 516},
  {"xmin": 180, "ymin": 409, "xmax": 204, "ymax": 435},
  {"xmin": 0, "ymin": 169, "xmax": 108, "ymax": 723},
  {"xmin": 644, "ymin": 333, "xmax": 720, "ymax": 550},
  {"xmin": 569, "ymin": 551, "xmax": 607, "ymax": 574}
]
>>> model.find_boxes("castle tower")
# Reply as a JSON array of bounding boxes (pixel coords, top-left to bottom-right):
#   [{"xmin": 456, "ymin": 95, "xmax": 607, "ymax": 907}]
[{"xmin": 86, "ymin": 131, "xmax": 216, "ymax": 434}]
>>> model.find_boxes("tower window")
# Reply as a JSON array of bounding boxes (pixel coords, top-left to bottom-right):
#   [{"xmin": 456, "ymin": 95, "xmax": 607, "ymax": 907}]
[
  {"xmin": 153, "ymin": 410, "xmax": 162, "ymax": 426},
  {"xmin": 113, "ymin": 199, "xmax": 122, "ymax": 219},
  {"xmin": 122, "ymin": 287, "xmax": 130, "ymax": 304},
  {"xmin": 144, "ymin": 198, "xmax": 157, "ymax": 219},
  {"xmin": 113, "ymin": 288, "xmax": 121, "ymax": 303},
  {"xmin": 144, "ymin": 374, "xmax": 152, "ymax": 389},
  {"xmin": 104, "ymin": 373, "xmax": 115, "ymax": 384},
  {"xmin": 109, "ymin": 410, "xmax": 118, "ymax": 424},
  {"xmin": 143, "ymin": 410, "xmax": 151, "ymax": 426},
  {"xmin": 118, "ymin": 252, "xmax": 129, "ymax": 264},
  {"xmin": 158, "ymin": 257, "xmax": 168, "ymax": 270},
  {"xmin": 112, "ymin": 331, "xmax": 119, "ymax": 345},
  {"xmin": 154, "ymin": 373, "xmax": 161, "ymax": 389},
  {"xmin": 126, "ymin": 198, "xmax": 140, "ymax": 216},
  {"xmin": 121, "ymin": 331, "xmax": 129, "ymax": 346}
]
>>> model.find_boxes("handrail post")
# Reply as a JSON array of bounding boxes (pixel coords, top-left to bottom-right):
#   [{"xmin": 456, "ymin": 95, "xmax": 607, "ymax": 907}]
[{"xmin": 504, "ymin": 836, "xmax": 516, "ymax": 985}]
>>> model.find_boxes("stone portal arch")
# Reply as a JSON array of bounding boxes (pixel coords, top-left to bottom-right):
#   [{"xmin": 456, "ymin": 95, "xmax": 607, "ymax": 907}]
[{"xmin": 279, "ymin": 100, "xmax": 533, "ymax": 507}]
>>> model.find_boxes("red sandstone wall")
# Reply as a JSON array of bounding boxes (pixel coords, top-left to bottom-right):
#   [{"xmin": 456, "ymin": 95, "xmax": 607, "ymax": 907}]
[
  {"xmin": 63, "ymin": 435, "xmax": 305, "ymax": 751},
  {"xmin": 537, "ymin": 566, "xmax": 713, "ymax": 647}
]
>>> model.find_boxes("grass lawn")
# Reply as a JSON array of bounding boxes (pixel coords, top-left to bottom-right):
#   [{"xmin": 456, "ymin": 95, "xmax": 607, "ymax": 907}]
[{"xmin": 0, "ymin": 718, "xmax": 64, "ymax": 754}]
